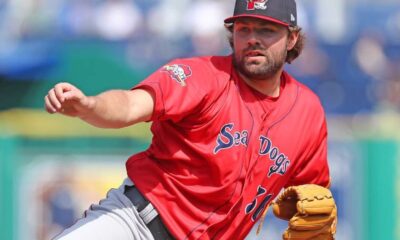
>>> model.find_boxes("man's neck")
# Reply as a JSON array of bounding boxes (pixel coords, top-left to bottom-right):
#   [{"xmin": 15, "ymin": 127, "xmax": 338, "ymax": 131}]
[{"xmin": 239, "ymin": 70, "xmax": 283, "ymax": 97}]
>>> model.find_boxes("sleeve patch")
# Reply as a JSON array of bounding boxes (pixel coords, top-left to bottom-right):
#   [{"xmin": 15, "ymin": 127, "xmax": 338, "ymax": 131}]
[{"xmin": 161, "ymin": 64, "xmax": 192, "ymax": 87}]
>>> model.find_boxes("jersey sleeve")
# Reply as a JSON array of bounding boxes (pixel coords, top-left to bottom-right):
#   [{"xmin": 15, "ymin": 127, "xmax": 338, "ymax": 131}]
[
  {"xmin": 132, "ymin": 59, "xmax": 212, "ymax": 122},
  {"xmin": 285, "ymin": 106, "xmax": 331, "ymax": 188}
]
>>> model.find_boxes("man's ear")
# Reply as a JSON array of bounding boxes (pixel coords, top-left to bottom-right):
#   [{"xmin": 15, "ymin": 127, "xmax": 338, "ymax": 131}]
[{"xmin": 287, "ymin": 30, "xmax": 299, "ymax": 51}]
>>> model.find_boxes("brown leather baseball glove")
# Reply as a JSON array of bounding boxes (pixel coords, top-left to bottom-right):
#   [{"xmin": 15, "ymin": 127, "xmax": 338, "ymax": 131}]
[{"xmin": 272, "ymin": 184, "xmax": 337, "ymax": 240}]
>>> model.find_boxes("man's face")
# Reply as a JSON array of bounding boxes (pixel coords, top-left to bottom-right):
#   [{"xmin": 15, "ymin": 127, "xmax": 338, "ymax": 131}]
[{"xmin": 232, "ymin": 18, "xmax": 290, "ymax": 80}]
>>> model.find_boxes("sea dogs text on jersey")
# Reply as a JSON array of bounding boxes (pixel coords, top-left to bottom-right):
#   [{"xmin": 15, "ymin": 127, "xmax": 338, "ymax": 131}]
[
  {"xmin": 213, "ymin": 124, "xmax": 290, "ymax": 177},
  {"xmin": 259, "ymin": 136, "xmax": 290, "ymax": 177},
  {"xmin": 213, "ymin": 123, "xmax": 249, "ymax": 154}
]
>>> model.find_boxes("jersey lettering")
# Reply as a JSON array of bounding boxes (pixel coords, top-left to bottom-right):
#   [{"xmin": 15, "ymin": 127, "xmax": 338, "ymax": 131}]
[
  {"xmin": 213, "ymin": 123, "xmax": 248, "ymax": 154},
  {"xmin": 245, "ymin": 185, "xmax": 273, "ymax": 222},
  {"xmin": 245, "ymin": 185, "xmax": 266, "ymax": 215},
  {"xmin": 259, "ymin": 136, "xmax": 291, "ymax": 177},
  {"xmin": 252, "ymin": 193, "xmax": 273, "ymax": 221}
]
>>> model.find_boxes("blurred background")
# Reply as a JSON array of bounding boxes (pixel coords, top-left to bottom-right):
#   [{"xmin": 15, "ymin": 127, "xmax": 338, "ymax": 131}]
[{"xmin": 0, "ymin": 0, "xmax": 399, "ymax": 239}]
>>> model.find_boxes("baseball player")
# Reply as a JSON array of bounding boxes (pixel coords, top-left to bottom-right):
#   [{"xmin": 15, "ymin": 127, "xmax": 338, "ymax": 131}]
[{"xmin": 44, "ymin": 0, "xmax": 337, "ymax": 239}]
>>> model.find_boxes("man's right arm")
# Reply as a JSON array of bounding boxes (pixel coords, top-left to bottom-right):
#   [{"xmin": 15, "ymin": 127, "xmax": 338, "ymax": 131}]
[{"xmin": 44, "ymin": 82, "xmax": 154, "ymax": 129}]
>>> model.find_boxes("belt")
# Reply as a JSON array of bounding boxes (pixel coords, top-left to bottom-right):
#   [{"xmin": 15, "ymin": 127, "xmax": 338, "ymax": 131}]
[{"xmin": 124, "ymin": 185, "xmax": 174, "ymax": 240}]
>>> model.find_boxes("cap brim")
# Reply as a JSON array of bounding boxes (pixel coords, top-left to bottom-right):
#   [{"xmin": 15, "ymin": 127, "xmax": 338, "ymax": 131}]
[{"xmin": 224, "ymin": 14, "xmax": 289, "ymax": 26}]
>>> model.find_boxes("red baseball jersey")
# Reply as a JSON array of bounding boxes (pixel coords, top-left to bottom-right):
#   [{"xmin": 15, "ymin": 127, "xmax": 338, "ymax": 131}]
[{"xmin": 126, "ymin": 55, "xmax": 330, "ymax": 239}]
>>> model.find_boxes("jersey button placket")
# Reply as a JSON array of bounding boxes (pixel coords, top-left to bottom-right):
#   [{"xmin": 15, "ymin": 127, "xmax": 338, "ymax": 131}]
[{"xmin": 260, "ymin": 111, "xmax": 270, "ymax": 132}]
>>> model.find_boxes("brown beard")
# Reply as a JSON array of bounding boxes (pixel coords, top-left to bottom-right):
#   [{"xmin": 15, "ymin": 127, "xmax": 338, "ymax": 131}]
[{"xmin": 233, "ymin": 44, "xmax": 287, "ymax": 80}]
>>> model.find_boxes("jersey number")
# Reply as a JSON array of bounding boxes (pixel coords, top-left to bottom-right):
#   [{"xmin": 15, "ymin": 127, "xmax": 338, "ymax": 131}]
[{"xmin": 245, "ymin": 186, "xmax": 273, "ymax": 222}]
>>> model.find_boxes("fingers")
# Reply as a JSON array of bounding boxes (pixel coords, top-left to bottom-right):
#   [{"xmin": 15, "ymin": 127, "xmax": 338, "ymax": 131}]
[
  {"xmin": 44, "ymin": 82, "xmax": 83, "ymax": 114},
  {"xmin": 49, "ymin": 88, "xmax": 62, "ymax": 108},
  {"xmin": 44, "ymin": 94, "xmax": 57, "ymax": 113},
  {"xmin": 54, "ymin": 82, "xmax": 68, "ymax": 103},
  {"xmin": 63, "ymin": 90, "xmax": 82, "ymax": 102},
  {"xmin": 45, "ymin": 88, "xmax": 63, "ymax": 113},
  {"xmin": 58, "ymin": 83, "xmax": 85, "ymax": 101}
]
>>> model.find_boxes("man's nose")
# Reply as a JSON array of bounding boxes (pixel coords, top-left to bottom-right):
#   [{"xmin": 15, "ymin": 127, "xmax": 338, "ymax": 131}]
[{"xmin": 247, "ymin": 32, "xmax": 261, "ymax": 46}]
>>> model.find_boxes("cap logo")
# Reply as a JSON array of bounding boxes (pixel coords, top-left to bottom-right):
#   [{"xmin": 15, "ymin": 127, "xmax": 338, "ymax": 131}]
[
  {"xmin": 290, "ymin": 14, "xmax": 296, "ymax": 22},
  {"xmin": 162, "ymin": 64, "xmax": 192, "ymax": 87},
  {"xmin": 247, "ymin": 0, "xmax": 268, "ymax": 11}
]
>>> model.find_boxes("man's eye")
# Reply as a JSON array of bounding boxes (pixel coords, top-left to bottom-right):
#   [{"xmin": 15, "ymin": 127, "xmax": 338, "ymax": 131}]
[
  {"xmin": 238, "ymin": 27, "xmax": 250, "ymax": 33},
  {"xmin": 259, "ymin": 28, "xmax": 273, "ymax": 34}
]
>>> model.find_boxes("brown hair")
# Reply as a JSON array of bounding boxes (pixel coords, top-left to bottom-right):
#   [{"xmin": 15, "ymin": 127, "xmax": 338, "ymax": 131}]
[{"xmin": 225, "ymin": 23, "xmax": 305, "ymax": 64}]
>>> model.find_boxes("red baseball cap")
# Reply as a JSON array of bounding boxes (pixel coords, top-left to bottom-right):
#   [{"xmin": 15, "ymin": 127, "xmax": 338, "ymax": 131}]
[{"xmin": 224, "ymin": 0, "xmax": 297, "ymax": 27}]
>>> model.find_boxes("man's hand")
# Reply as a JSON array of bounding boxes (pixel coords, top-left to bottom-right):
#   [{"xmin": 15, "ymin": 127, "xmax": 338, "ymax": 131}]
[{"xmin": 44, "ymin": 82, "xmax": 95, "ymax": 118}]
